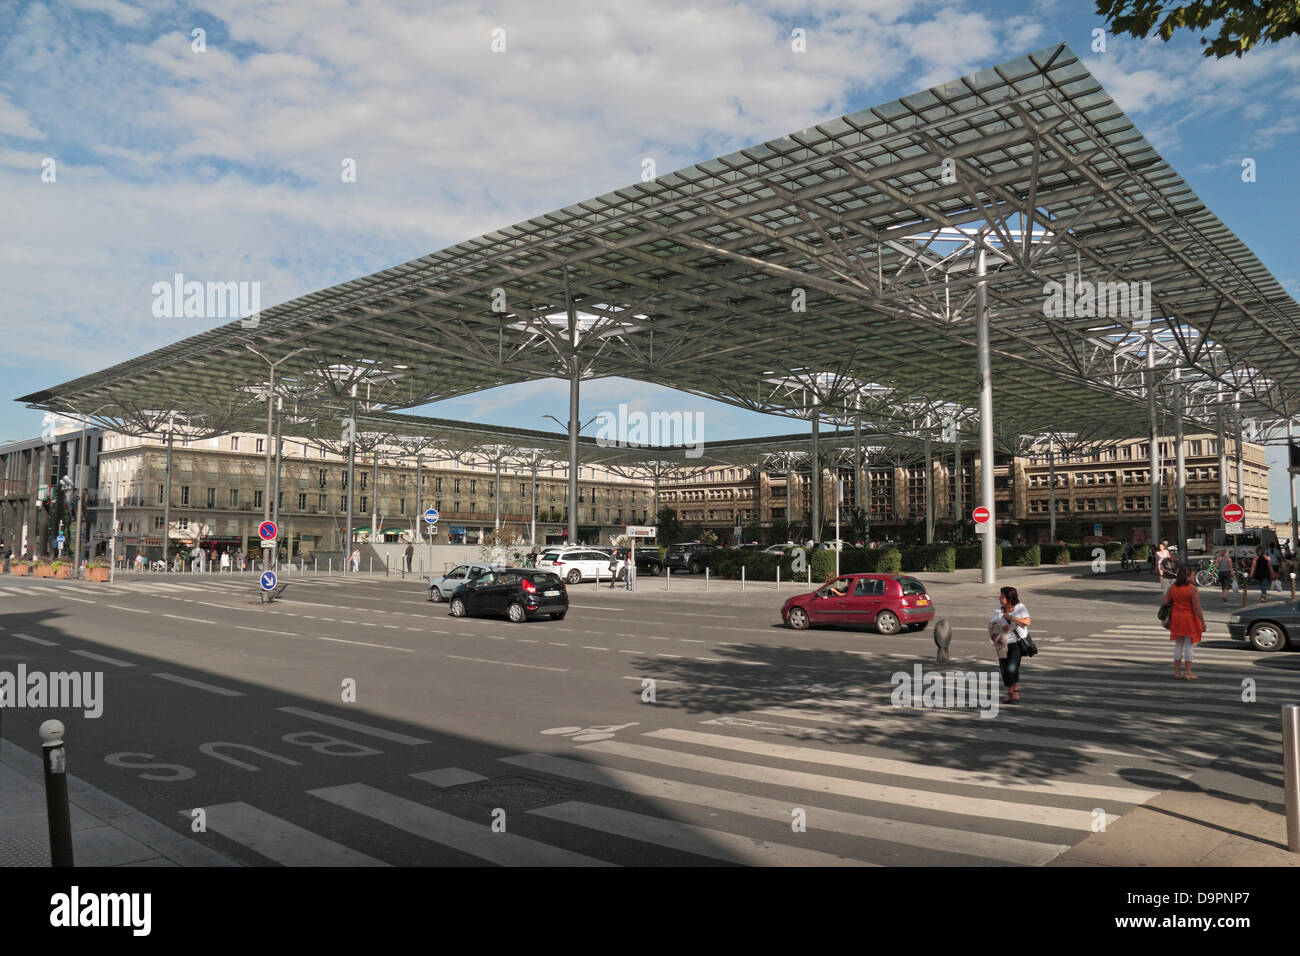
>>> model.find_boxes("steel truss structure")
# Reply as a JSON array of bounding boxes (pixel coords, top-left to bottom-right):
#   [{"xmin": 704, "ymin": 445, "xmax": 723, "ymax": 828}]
[{"xmin": 19, "ymin": 45, "xmax": 1300, "ymax": 574}]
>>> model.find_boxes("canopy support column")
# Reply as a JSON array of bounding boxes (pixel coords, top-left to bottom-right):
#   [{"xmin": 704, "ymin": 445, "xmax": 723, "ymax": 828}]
[
  {"xmin": 976, "ymin": 247, "xmax": 995, "ymax": 585},
  {"xmin": 494, "ymin": 458, "xmax": 502, "ymax": 532},
  {"xmin": 162, "ymin": 415, "xmax": 174, "ymax": 569},
  {"xmin": 1173, "ymin": 367, "xmax": 1187, "ymax": 564},
  {"xmin": 345, "ymin": 386, "xmax": 356, "ymax": 570},
  {"xmin": 1147, "ymin": 337, "xmax": 1161, "ymax": 548},
  {"xmin": 1048, "ymin": 436, "xmax": 1056, "ymax": 544},
  {"xmin": 1235, "ymin": 396, "xmax": 1245, "ymax": 516},
  {"xmin": 811, "ymin": 410, "xmax": 821, "ymax": 543}
]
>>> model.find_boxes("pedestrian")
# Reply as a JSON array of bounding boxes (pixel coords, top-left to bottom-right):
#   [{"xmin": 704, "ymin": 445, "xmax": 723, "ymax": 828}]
[
  {"xmin": 990, "ymin": 585, "xmax": 1031, "ymax": 704},
  {"xmin": 1249, "ymin": 546, "xmax": 1274, "ymax": 603},
  {"xmin": 1214, "ymin": 548, "xmax": 1234, "ymax": 602},
  {"xmin": 350, "ymin": 546, "xmax": 361, "ymax": 572},
  {"xmin": 1268, "ymin": 542, "xmax": 1282, "ymax": 591},
  {"xmin": 404, "ymin": 541, "xmax": 414, "ymax": 572},
  {"xmin": 1161, "ymin": 564, "xmax": 1205, "ymax": 680},
  {"xmin": 608, "ymin": 550, "xmax": 620, "ymax": 589},
  {"xmin": 1156, "ymin": 541, "xmax": 1175, "ymax": 594},
  {"xmin": 220, "ymin": 551, "xmax": 231, "ymax": 573}
]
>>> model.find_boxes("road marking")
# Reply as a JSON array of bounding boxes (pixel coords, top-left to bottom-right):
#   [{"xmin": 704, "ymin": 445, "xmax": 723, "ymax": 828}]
[
  {"xmin": 319, "ymin": 637, "xmax": 415, "ymax": 652},
  {"xmin": 278, "ymin": 706, "xmax": 429, "ymax": 745},
  {"xmin": 190, "ymin": 802, "xmax": 386, "ymax": 866},
  {"xmin": 680, "ymin": 639, "xmax": 706, "ymax": 644},
  {"xmin": 11, "ymin": 632, "xmax": 59, "ymax": 646},
  {"xmin": 446, "ymin": 655, "xmax": 568, "ymax": 672},
  {"xmin": 582, "ymin": 646, "xmax": 609, "ymax": 651},
  {"xmin": 69, "ymin": 649, "xmax": 134, "ymax": 667},
  {"xmin": 503, "ymin": 754, "xmax": 1069, "ymax": 866},
  {"xmin": 152, "ymin": 673, "xmax": 244, "ymax": 696},
  {"xmin": 647, "ymin": 729, "xmax": 1159, "ymax": 803},
  {"xmin": 107, "ymin": 604, "xmax": 150, "ymax": 614},
  {"xmin": 308, "ymin": 783, "xmax": 611, "ymax": 866},
  {"xmin": 235, "ymin": 625, "xmax": 301, "ymax": 636},
  {"xmin": 517, "ymin": 638, "xmax": 539, "ymax": 643},
  {"xmin": 549, "ymin": 642, "xmax": 569, "ymax": 647},
  {"xmin": 532, "ymin": 801, "xmax": 871, "ymax": 866},
  {"xmin": 411, "ymin": 767, "xmax": 487, "ymax": 788},
  {"xmin": 163, "ymin": 613, "xmax": 217, "ymax": 625},
  {"xmin": 656, "ymin": 653, "xmax": 684, "ymax": 659},
  {"xmin": 577, "ymin": 740, "xmax": 1118, "ymax": 830},
  {"xmin": 59, "ymin": 595, "xmax": 96, "ymax": 604}
]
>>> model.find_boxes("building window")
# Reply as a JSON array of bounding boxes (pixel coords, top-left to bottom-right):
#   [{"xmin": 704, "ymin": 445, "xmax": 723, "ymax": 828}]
[
  {"xmin": 230, "ymin": 437, "xmax": 239, "ymax": 451},
  {"xmin": 153, "ymin": 515, "xmax": 164, "ymax": 529},
  {"xmin": 359, "ymin": 496, "xmax": 368, "ymax": 513},
  {"xmin": 399, "ymin": 498, "xmax": 406, "ymax": 514},
  {"xmin": 319, "ymin": 469, "xmax": 328, "ymax": 488},
  {"xmin": 298, "ymin": 493, "xmax": 307, "ymax": 510},
  {"xmin": 318, "ymin": 494, "xmax": 325, "ymax": 511},
  {"xmin": 256, "ymin": 439, "xmax": 265, "ymax": 453},
  {"xmin": 454, "ymin": 479, "xmax": 461, "ymax": 494},
  {"xmin": 206, "ymin": 487, "xmax": 215, "ymax": 508},
  {"xmin": 360, "ymin": 472, "xmax": 368, "ymax": 490},
  {"xmin": 435, "ymin": 500, "xmax": 442, "ymax": 512},
  {"xmin": 454, "ymin": 500, "xmax": 461, "ymax": 513},
  {"xmin": 436, "ymin": 477, "xmax": 444, "ymax": 492},
  {"xmin": 230, "ymin": 489, "xmax": 238, "ymax": 507},
  {"xmin": 254, "ymin": 490, "xmax": 263, "ymax": 509},
  {"xmin": 470, "ymin": 479, "xmax": 477, "ymax": 494},
  {"xmin": 340, "ymin": 495, "xmax": 347, "ymax": 512},
  {"xmin": 181, "ymin": 486, "xmax": 190, "ymax": 505}
]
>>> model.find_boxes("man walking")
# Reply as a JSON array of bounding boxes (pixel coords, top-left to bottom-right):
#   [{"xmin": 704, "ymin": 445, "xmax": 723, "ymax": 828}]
[
  {"xmin": 350, "ymin": 546, "xmax": 361, "ymax": 573},
  {"xmin": 404, "ymin": 541, "xmax": 414, "ymax": 572}
]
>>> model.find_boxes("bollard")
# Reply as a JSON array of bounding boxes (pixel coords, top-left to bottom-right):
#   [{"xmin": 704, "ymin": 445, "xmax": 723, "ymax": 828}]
[
  {"xmin": 807, "ymin": 566, "xmax": 811, "ymax": 587},
  {"xmin": 596, "ymin": 566, "xmax": 601, "ymax": 591},
  {"xmin": 40, "ymin": 720, "xmax": 74, "ymax": 867},
  {"xmin": 1291, "ymin": 572, "xmax": 1296, "ymax": 602},
  {"xmin": 1284, "ymin": 704, "xmax": 1300, "ymax": 852},
  {"xmin": 741, "ymin": 565, "xmax": 745, "ymax": 591},
  {"xmin": 314, "ymin": 558, "xmax": 318, "ymax": 576},
  {"xmin": 385, "ymin": 556, "xmax": 390, "ymax": 577},
  {"xmin": 705, "ymin": 567, "xmax": 709, "ymax": 592},
  {"xmin": 776, "ymin": 566, "xmax": 780, "ymax": 591},
  {"xmin": 369, "ymin": 556, "xmax": 373, "ymax": 576},
  {"xmin": 666, "ymin": 567, "xmax": 670, "ymax": 592},
  {"xmin": 933, "ymin": 619, "xmax": 953, "ymax": 665}
]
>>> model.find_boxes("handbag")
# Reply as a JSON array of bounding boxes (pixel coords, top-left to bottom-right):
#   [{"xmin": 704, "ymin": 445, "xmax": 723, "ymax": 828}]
[
  {"xmin": 1157, "ymin": 602, "xmax": 1171, "ymax": 628},
  {"xmin": 1016, "ymin": 632, "xmax": 1038, "ymax": 657}
]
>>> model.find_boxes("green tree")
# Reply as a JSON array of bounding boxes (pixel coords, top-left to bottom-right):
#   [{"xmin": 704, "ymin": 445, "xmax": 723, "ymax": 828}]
[
  {"xmin": 1096, "ymin": 0, "xmax": 1300, "ymax": 57},
  {"xmin": 768, "ymin": 517, "xmax": 791, "ymax": 544},
  {"xmin": 656, "ymin": 506, "xmax": 683, "ymax": 543}
]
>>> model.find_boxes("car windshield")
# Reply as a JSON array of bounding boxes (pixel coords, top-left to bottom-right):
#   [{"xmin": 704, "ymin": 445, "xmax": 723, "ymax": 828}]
[{"xmin": 900, "ymin": 577, "xmax": 927, "ymax": 595}]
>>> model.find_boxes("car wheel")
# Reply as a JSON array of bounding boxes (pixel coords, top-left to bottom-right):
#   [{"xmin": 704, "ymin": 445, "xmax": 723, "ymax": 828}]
[
  {"xmin": 788, "ymin": 607, "xmax": 810, "ymax": 630},
  {"xmin": 449, "ymin": 598, "xmax": 467, "ymax": 618},
  {"xmin": 875, "ymin": 610, "xmax": 901, "ymax": 635},
  {"xmin": 1248, "ymin": 621, "xmax": 1288, "ymax": 652},
  {"xmin": 550, "ymin": 611, "xmax": 567, "ymax": 620},
  {"xmin": 429, "ymin": 588, "xmax": 443, "ymax": 603},
  {"xmin": 507, "ymin": 602, "xmax": 526, "ymax": 624},
  {"xmin": 646, "ymin": 563, "xmax": 661, "ymax": 577},
  {"xmin": 688, "ymin": 561, "xmax": 701, "ymax": 574},
  {"xmin": 566, "ymin": 568, "xmax": 582, "ymax": 584}
]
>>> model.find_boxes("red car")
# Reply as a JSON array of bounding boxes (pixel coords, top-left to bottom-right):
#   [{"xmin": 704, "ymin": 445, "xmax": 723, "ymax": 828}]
[{"xmin": 781, "ymin": 573, "xmax": 934, "ymax": 634}]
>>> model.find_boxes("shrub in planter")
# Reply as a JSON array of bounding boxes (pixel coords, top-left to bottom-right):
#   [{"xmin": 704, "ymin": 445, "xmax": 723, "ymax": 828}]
[
  {"xmin": 86, "ymin": 561, "xmax": 110, "ymax": 582},
  {"xmin": 1103, "ymin": 542, "xmax": 1124, "ymax": 560},
  {"xmin": 1002, "ymin": 545, "xmax": 1041, "ymax": 567},
  {"xmin": 11, "ymin": 560, "xmax": 31, "ymax": 576},
  {"xmin": 899, "ymin": 544, "xmax": 956, "ymax": 572},
  {"xmin": 1040, "ymin": 544, "xmax": 1073, "ymax": 565},
  {"xmin": 52, "ymin": 560, "xmax": 71, "ymax": 579},
  {"xmin": 955, "ymin": 545, "xmax": 1002, "ymax": 569},
  {"xmin": 1133, "ymin": 543, "xmax": 1151, "ymax": 561},
  {"xmin": 34, "ymin": 559, "xmax": 55, "ymax": 578}
]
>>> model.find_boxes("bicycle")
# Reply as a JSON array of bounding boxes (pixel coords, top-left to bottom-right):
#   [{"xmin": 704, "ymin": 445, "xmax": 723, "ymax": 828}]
[{"xmin": 1193, "ymin": 559, "xmax": 1219, "ymax": 588}]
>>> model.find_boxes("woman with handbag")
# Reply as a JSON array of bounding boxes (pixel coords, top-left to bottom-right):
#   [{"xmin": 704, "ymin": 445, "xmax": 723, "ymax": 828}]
[
  {"xmin": 1161, "ymin": 565, "xmax": 1205, "ymax": 680},
  {"xmin": 1249, "ymin": 546, "xmax": 1273, "ymax": 603},
  {"xmin": 992, "ymin": 586, "xmax": 1032, "ymax": 703}
]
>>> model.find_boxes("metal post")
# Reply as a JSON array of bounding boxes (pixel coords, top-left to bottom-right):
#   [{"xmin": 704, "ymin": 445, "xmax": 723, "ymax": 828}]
[
  {"xmin": 1290, "ymin": 419, "xmax": 1299, "ymax": 556},
  {"xmin": 1284, "ymin": 704, "xmax": 1300, "ymax": 852},
  {"xmin": 705, "ymin": 567, "xmax": 709, "ymax": 591},
  {"xmin": 834, "ymin": 475, "xmax": 841, "ymax": 577},
  {"xmin": 262, "ymin": 369, "xmax": 275, "ymax": 529},
  {"xmin": 162, "ymin": 416, "xmax": 174, "ymax": 570},
  {"xmin": 924, "ymin": 426, "xmax": 933, "ymax": 545},
  {"xmin": 1173, "ymin": 368, "xmax": 1188, "ymax": 564},
  {"xmin": 345, "ymin": 386, "xmax": 356, "ymax": 571},
  {"xmin": 414, "ymin": 454, "xmax": 422, "ymax": 542},
  {"xmin": 741, "ymin": 564, "xmax": 745, "ymax": 591},
  {"xmin": 1147, "ymin": 336, "xmax": 1161, "ymax": 547},
  {"xmin": 563, "ymin": 266, "xmax": 581, "ymax": 548},
  {"xmin": 810, "ymin": 409, "xmax": 821, "ymax": 542},
  {"xmin": 40, "ymin": 720, "xmax": 74, "ymax": 867},
  {"xmin": 370, "ymin": 450, "xmax": 379, "ymax": 549},
  {"xmin": 776, "ymin": 565, "xmax": 780, "ymax": 590},
  {"xmin": 494, "ymin": 458, "xmax": 502, "ymax": 532},
  {"xmin": 976, "ymin": 247, "xmax": 995, "ymax": 584},
  {"xmin": 666, "ymin": 566, "xmax": 670, "ymax": 592},
  {"xmin": 853, "ymin": 417, "xmax": 864, "ymax": 510},
  {"xmin": 530, "ymin": 459, "xmax": 538, "ymax": 546},
  {"xmin": 1234, "ymin": 396, "xmax": 1244, "ymax": 524},
  {"xmin": 272, "ymin": 395, "xmax": 283, "ymax": 533},
  {"xmin": 73, "ymin": 419, "xmax": 89, "ymax": 574},
  {"xmin": 953, "ymin": 428, "xmax": 962, "ymax": 537},
  {"xmin": 1218, "ymin": 404, "xmax": 1230, "ymax": 507},
  {"xmin": 1048, "ymin": 436, "xmax": 1057, "ymax": 543},
  {"xmin": 109, "ymin": 480, "xmax": 117, "ymax": 583}
]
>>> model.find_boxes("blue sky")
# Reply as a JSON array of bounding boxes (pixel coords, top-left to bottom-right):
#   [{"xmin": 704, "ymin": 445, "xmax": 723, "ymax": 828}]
[{"xmin": 2, "ymin": 0, "xmax": 1298, "ymax": 516}]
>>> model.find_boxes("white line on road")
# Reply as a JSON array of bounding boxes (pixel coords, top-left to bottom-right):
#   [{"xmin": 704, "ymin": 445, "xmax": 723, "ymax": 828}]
[
  {"xmin": 189, "ymin": 802, "xmax": 386, "ymax": 867},
  {"xmin": 235, "ymin": 625, "xmax": 301, "ymax": 637},
  {"xmin": 107, "ymin": 604, "xmax": 150, "ymax": 614},
  {"xmin": 446, "ymin": 655, "xmax": 568, "ymax": 672},
  {"xmin": 319, "ymin": 637, "xmax": 415, "ymax": 652},
  {"xmin": 582, "ymin": 646, "xmax": 609, "ymax": 651},
  {"xmin": 59, "ymin": 595, "xmax": 96, "ymax": 604},
  {"xmin": 278, "ymin": 706, "xmax": 430, "ymax": 745},
  {"xmin": 152, "ymin": 672, "xmax": 244, "ymax": 696},
  {"xmin": 69, "ymin": 649, "xmax": 134, "ymax": 667},
  {"xmin": 11, "ymin": 633, "xmax": 58, "ymax": 646},
  {"xmin": 163, "ymin": 613, "xmax": 217, "ymax": 625}
]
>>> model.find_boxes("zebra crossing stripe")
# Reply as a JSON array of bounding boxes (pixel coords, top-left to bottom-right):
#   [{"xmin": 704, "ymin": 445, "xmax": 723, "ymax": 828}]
[
  {"xmin": 307, "ymin": 783, "xmax": 614, "ymax": 866},
  {"xmin": 646, "ymin": 728, "xmax": 1160, "ymax": 803},
  {"xmin": 531, "ymin": 800, "xmax": 874, "ymax": 866},
  {"xmin": 277, "ymin": 707, "xmax": 429, "ymax": 745},
  {"xmin": 575, "ymin": 740, "xmax": 1118, "ymax": 830},
  {"xmin": 503, "ymin": 753, "xmax": 1070, "ymax": 865},
  {"xmin": 191, "ymin": 802, "xmax": 387, "ymax": 866}
]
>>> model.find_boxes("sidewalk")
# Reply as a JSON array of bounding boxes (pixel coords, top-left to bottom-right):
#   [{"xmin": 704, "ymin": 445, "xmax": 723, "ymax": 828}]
[{"xmin": 0, "ymin": 740, "xmax": 237, "ymax": 867}]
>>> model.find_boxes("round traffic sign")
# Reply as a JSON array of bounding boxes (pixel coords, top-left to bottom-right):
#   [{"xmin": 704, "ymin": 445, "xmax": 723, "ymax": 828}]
[
  {"xmin": 424, "ymin": 508, "xmax": 439, "ymax": 525},
  {"xmin": 260, "ymin": 570, "xmax": 277, "ymax": 591},
  {"xmin": 972, "ymin": 506, "xmax": 991, "ymax": 524},
  {"xmin": 258, "ymin": 520, "xmax": 278, "ymax": 541},
  {"xmin": 1222, "ymin": 503, "xmax": 1244, "ymax": 523}
]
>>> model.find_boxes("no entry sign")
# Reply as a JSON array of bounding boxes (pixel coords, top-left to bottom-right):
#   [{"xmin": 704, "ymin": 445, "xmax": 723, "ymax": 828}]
[
  {"xmin": 1221, "ymin": 503, "xmax": 1244, "ymax": 524},
  {"xmin": 972, "ymin": 506, "xmax": 991, "ymax": 524}
]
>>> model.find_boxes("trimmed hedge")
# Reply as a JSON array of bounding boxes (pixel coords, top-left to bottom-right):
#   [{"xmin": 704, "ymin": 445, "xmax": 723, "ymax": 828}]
[
  {"xmin": 1002, "ymin": 545, "xmax": 1041, "ymax": 567},
  {"xmin": 707, "ymin": 546, "xmax": 906, "ymax": 582},
  {"xmin": 1133, "ymin": 543, "xmax": 1151, "ymax": 561},
  {"xmin": 1040, "ymin": 544, "xmax": 1071, "ymax": 565},
  {"xmin": 899, "ymin": 545, "xmax": 957, "ymax": 573}
]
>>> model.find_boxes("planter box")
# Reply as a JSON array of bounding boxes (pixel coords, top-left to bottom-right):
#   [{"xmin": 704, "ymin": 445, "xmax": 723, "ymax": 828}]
[
  {"xmin": 33, "ymin": 565, "xmax": 54, "ymax": 578},
  {"xmin": 11, "ymin": 564, "xmax": 30, "ymax": 576},
  {"xmin": 54, "ymin": 567, "xmax": 71, "ymax": 579},
  {"xmin": 87, "ymin": 567, "xmax": 109, "ymax": 582}
]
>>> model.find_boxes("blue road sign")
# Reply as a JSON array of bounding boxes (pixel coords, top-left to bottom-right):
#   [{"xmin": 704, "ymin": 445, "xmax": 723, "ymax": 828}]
[
  {"xmin": 424, "ymin": 508, "xmax": 439, "ymax": 524},
  {"xmin": 260, "ymin": 571, "xmax": 277, "ymax": 591},
  {"xmin": 259, "ymin": 520, "xmax": 278, "ymax": 540},
  {"xmin": 56, "ymin": 534, "xmax": 66, "ymax": 547}
]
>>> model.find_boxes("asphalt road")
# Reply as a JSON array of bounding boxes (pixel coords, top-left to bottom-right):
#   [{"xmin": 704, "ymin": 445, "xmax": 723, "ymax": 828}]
[{"xmin": 1, "ymin": 566, "xmax": 1294, "ymax": 866}]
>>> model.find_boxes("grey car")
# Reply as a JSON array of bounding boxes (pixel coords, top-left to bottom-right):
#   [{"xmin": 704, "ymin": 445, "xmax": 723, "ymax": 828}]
[
  {"xmin": 1227, "ymin": 600, "xmax": 1300, "ymax": 652},
  {"xmin": 428, "ymin": 562, "xmax": 494, "ymax": 601}
]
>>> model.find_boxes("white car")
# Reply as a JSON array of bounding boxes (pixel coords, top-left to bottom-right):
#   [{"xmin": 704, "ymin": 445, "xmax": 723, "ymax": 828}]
[
  {"xmin": 536, "ymin": 547, "xmax": 616, "ymax": 584},
  {"xmin": 428, "ymin": 563, "xmax": 494, "ymax": 601}
]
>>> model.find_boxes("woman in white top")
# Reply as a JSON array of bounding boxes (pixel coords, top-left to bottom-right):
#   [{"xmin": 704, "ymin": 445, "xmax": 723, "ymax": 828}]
[{"xmin": 990, "ymin": 585, "xmax": 1031, "ymax": 703}]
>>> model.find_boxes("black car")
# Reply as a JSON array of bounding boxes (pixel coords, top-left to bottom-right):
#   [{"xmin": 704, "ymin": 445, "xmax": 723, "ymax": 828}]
[
  {"xmin": 1227, "ymin": 600, "xmax": 1299, "ymax": 652},
  {"xmin": 664, "ymin": 542, "xmax": 715, "ymax": 574},
  {"xmin": 613, "ymin": 546, "xmax": 663, "ymax": 577},
  {"xmin": 448, "ymin": 567, "xmax": 568, "ymax": 622}
]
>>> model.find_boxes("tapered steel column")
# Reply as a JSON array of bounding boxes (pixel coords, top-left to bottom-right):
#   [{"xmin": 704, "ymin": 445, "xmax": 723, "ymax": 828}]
[
  {"xmin": 414, "ymin": 454, "xmax": 422, "ymax": 539},
  {"xmin": 563, "ymin": 267, "xmax": 581, "ymax": 547},
  {"xmin": 810, "ymin": 410, "xmax": 821, "ymax": 542},
  {"xmin": 162, "ymin": 418, "xmax": 174, "ymax": 568},
  {"xmin": 1290, "ymin": 419, "xmax": 1299, "ymax": 555},
  {"xmin": 344, "ymin": 387, "xmax": 356, "ymax": 567},
  {"xmin": 1147, "ymin": 337, "xmax": 1160, "ymax": 546},
  {"xmin": 975, "ymin": 247, "xmax": 995, "ymax": 584},
  {"xmin": 262, "ymin": 370, "xmax": 275, "ymax": 525},
  {"xmin": 272, "ymin": 396, "xmax": 283, "ymax": 529},
  {"xmin": 370, "ymin": 450, "xmax": 380, "ymax": 544},
  {"xmin": 1173, "ymin": 368, "xmax": 1187, "ymax": 563},
  {"xmin": 1217, "ymin": 402, "xmax": 1230, "ymax": 505},
  {"xmin": 1235, "ymin": 396, "xmax": 1245, "ymax": 516},
  {"xmin": 924, "ymin": 428, "xmax": 933, "ymax": 545},
  {"xmin": 853, "ymin": 418, "xmax": 863, "ymax": 510},
  {"xmin": 494, "ymin": 458, "xmax": 502, "ymax": 531},
  {"xmin": 1048, "ymin": 436, "xmax": 1056, "ymax": 543},
  {"xmin": 530, "ymin": 459, "xmax": 538, "ymax": 546}
]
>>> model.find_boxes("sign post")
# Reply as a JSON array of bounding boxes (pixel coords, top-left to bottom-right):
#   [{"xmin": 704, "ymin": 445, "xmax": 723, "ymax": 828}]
[
  {"xmin": 626, "ymin": 526, "xmax": 655, "ymax": 593},
  {"xmin": 424, "ymin": 508, "xmax": 439, "ymax": 578},
  {"xmin": 972, "ymin": 506, "xmax": 991, "ymax": 534},
  {"xmin": 258, "ymin": 520, "xmax": 278, "ymax": 573},
  {"xmin": 1222, "ymin": 503, "xmax": 1245, "ymax": 607}
]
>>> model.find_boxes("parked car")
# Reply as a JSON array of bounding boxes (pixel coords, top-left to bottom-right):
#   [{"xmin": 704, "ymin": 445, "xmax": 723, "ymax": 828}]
[
  {"xmin": 448, "ymin": 567, "xmax": 568, "ymax": 622},
  {"xmin": 781, "ymin": 573, "xmax": 934, "ymax": 635},
  {"xmin": 1227, "ymin": 601, "xmax": 1299, "ymax": 652},
  {"xmin": 427, "ymin": 562, "xmax": 494, "ymax": 601},
  {"xmin": 536, "ymin": 546, "xmax": 617, "ymax": 584},
  {"xmin": 612, "ymin": 546, "xmax": 663, "ymax": 577},
  {"xmin": 664, "ymin": 542, "xmax": 716, "ymax": 574}
]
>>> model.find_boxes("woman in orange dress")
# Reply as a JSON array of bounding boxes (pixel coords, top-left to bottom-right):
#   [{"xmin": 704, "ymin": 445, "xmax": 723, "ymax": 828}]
[{"xmin": 1161, "ymin": 564, "xmax": 1205, "ymax": 680}]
